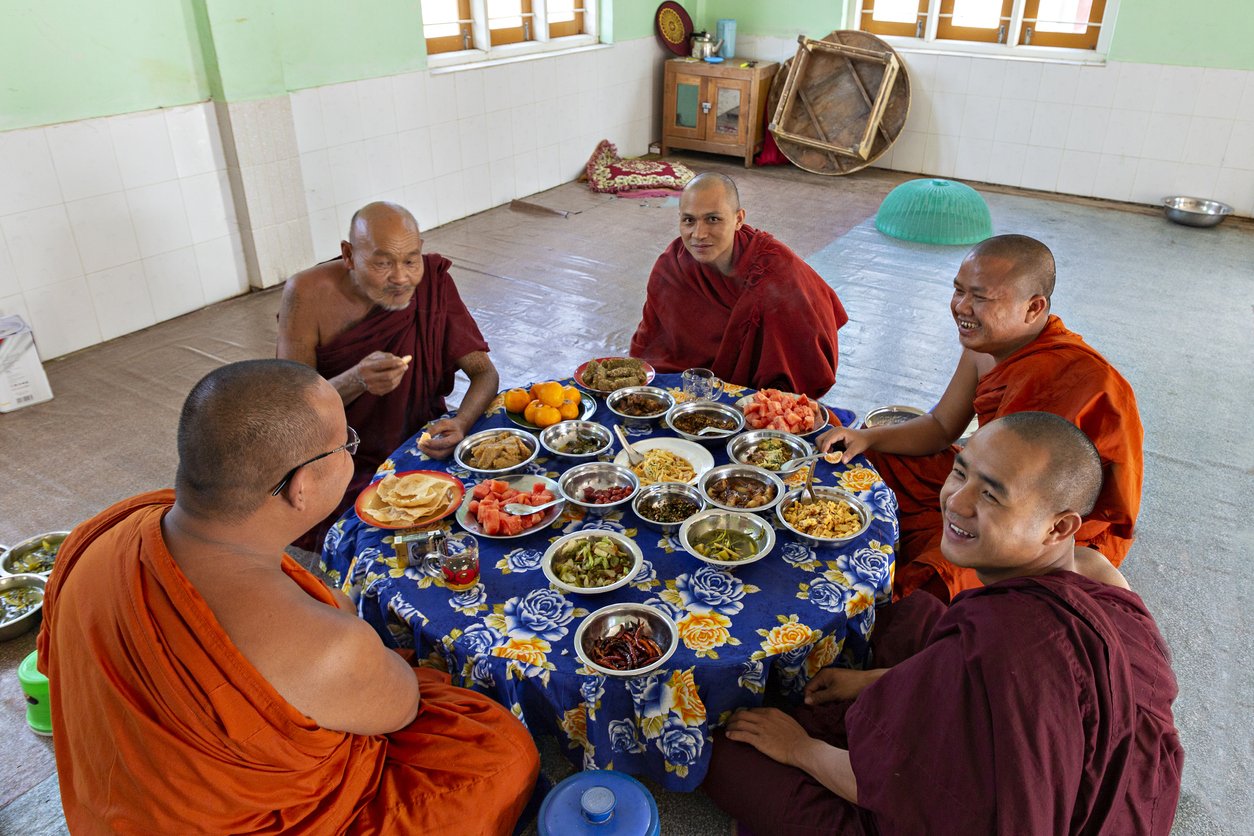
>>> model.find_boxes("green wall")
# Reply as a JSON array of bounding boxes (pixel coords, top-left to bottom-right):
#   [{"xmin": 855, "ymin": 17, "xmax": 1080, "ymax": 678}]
[
  {"xmin": 9, "ymin": 0, "xmax": 1247, "ymax": 135},
  {"xmin": 0, "ymin": 0, "xmax": 208, "ymax": 132},
  {"xmin": 1107, "ymin": 0, "xmax": 1254, "ymax": 71},
  {"xmin": 692, "ymin": 0, "xmax": 846, "ymax": 39}
]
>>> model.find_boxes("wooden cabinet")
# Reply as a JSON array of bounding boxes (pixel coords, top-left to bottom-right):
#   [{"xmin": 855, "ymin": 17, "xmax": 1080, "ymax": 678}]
[{"xmin": 661, "ymin": 58, "xmax": 779, "ymax": 167}]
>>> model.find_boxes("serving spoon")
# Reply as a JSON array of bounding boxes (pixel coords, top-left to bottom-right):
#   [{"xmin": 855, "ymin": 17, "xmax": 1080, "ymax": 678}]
[
  {"xmin": 613, "ymin": 424, "xmax": 644, "ymax": 466},
  {"xmin": 503, "ymin": 497, "xmax": 564, "ymax": 515}
]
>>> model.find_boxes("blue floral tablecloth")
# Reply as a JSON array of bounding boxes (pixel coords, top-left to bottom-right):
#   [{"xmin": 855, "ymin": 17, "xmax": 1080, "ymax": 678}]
[{"xmin": 323, "ymin": 374, "xmax": 899, "ymax": 791}]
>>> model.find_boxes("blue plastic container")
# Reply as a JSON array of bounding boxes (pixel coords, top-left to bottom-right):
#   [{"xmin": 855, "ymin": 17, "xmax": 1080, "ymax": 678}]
[
  {"xmin": 717, "ymin": 19, "xmax": 736, "ymax": 59},
  {"xmin": 538, "ymin": 771, "xmax": 661, "ymax": 836}
]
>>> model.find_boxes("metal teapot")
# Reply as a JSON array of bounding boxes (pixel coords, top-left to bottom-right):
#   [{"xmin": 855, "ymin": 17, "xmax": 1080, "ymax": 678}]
[{"xmin": 690, "ymin": 31, "xmax": 723, "ymax": 60}]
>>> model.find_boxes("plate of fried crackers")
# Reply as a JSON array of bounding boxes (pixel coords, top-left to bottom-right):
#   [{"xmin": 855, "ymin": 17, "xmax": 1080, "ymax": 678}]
[{"xmin": 355, "ymin": 470, "xmax": 465, "ymax": 529}]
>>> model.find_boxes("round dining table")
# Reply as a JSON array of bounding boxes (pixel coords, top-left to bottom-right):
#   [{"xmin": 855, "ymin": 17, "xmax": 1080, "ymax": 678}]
[{"xmin": 323, "ymin": 373, "xmax": 899, "ymax": 791}]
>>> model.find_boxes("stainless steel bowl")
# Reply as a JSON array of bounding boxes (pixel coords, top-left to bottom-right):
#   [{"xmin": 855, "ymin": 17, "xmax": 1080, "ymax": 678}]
[
  {"xmin": 0, "ymin": 531, "xmax": 69, "ymax": 578},
  {"xmin": 606, "ymin": 386, "xmax": 674, "ymax": 430},
  {"xmin": 558, "ymin": 461, "xmax": 640, "ymax": 515},
  {"xmin": 698, "ymin": 464, "xmax": 785, "ymax": 515},
  {"xmin": 632, "ymin": 482, "xmax": 705, "ymax": 535},
  {"xmin": 726, "ymin": 430, "xmax": 813, "ymax": 472},
  {"xmin": 665, "ymin": 399, "xmax": 745, "ymax": 443},
  {"xmin": 574, "ymin": 603, "xmax": 678, "ymax": 678},
  {"xmin": 539, "ymin": 420, "xmax": 613, "ymax": 461},
  {"xmin": 0, "ymin": 574, "xmax": 46, "ymax": 641},
  {"xmin": 1163, "ymin": 196, "xmax": 1233, "ymax": 228},
  {"xmin": 862, "ymin": 405, "xmax": 925, "ymax": 429},
  {"xmin": 542, "ymin": 531, "xmax": 645, "ymax": 595},
  {"xmin": 678, "ymin": 509, "xmax": 776, "ymax": 568},
  {"xmin": 453, "ymin": 427, "xmax": 539, "ymax": 476},
  {"xmin": 775, "ymin": 484, "xmax": 873, "ymax": 547}
]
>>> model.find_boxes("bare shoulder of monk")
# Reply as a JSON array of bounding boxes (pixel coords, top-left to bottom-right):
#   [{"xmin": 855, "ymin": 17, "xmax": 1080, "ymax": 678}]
[{"xmin": 198, "ymin": 566, "xmax": 420, "ymax": 734}]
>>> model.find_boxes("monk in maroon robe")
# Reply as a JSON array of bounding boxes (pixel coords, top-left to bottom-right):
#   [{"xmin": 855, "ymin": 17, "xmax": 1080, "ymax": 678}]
[
  {"xmin": 705, "ymin": 413, "xmax": 1182, "ymax": 835},
  {"xmin": 819, "ymin": 235, "xmax": 1142, "ymax": 601},
  {"xmin": 630, "ymin": 173, "xmax": 848, "ymax": 398},
  {"xmin": 279, "ymin": 202, "xmax": 498, "ymax": 550}
]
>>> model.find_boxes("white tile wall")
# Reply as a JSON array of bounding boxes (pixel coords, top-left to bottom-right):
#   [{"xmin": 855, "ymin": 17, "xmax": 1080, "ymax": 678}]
[
  {"xmin": 0, "ymin": 102, "xmax": 248, "ymax": 359},
  {"xmin": 288, "ymin": 38, "xmax": 663, "ymax": 254},
  {"xmin": 735, "ymin": 35, "xmax": 1254, "ymax": 216}
]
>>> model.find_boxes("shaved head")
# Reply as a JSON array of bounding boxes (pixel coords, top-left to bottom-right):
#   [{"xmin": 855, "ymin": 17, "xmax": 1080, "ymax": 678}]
[
  {"xmin": 996, "ymin": 411, "xmax": 1103, "ymax": 515},
  {"xmin": 967, "ymin": 234, "xmax": 1056, "ymax": 299},
  {"xmin": 685, "ymin": 172, "xmax": 741, "ymax": 211},
  {"xmin": 349, "ymin": 201, "xmax": 419, "ymax": 244},
  {"xmin": 176, "ymin": 360, "xmax": 327, "ymax": 520}
]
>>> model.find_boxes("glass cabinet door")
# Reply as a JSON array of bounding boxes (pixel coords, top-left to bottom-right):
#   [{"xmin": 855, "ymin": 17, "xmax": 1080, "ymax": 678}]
[
  {"xmin": 708, "ymin": 80, "xmax": 748, "ymax": 146},
  {"xmin": 674, "ymin": 80, "xmax": 700, "ymax": 130}
]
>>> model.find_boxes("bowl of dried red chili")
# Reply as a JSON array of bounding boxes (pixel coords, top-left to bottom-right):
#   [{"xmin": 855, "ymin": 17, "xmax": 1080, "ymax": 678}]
[{"xmin": 574, "ymin": 603, "xmax": 678, "ymax": 678}]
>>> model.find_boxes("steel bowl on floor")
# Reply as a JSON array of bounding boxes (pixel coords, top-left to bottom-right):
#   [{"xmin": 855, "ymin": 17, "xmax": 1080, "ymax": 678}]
[{"xmin": 1162, "ymin": 196, "xmax": 1232, "ymax": 228}]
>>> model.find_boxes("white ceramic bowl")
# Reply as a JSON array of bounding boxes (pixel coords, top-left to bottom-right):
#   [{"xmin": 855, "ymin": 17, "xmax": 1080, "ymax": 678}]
[{"xmin": 612, "ymin": 437, "xmax": 714, "ymax": 486}]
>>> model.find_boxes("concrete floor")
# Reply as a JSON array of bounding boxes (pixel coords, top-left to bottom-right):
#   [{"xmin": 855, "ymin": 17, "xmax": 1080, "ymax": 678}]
[{"xmin": 1, "ymin": 156, "xmax": 1249, "ymax": 833}]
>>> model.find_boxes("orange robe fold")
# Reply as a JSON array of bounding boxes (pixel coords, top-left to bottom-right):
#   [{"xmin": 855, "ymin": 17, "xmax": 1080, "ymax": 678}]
[
  {"xmin": 38, "ymin": 491, "xmax": 538, "ymax": 835},
  {"xmin": 874, "ymin": 315, "xmax": 1144, "ymax": 601},
  {"xmin": 629, "ymin": 226, "xmax": 848, "ymax": 398}
]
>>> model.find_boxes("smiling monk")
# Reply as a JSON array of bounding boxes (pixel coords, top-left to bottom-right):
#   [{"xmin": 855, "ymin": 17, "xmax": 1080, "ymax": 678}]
[
  {"xmin": 629, "ymin": 173, "xmax": 848, "ymax": 398},
  {"xmin": 279, "ymin": 202, "xmax": 499, "ymax": 551},
  {"xmin": 818, "ymin": 234, "xmax": 1142, "ymax": 601},
  {"xmin": 705, "ymin": 413, "xmax": 1182, "ymax": 835},
  {"xmin": 38, "ymin": 360, "xmax": 539, "ymax": 834}
]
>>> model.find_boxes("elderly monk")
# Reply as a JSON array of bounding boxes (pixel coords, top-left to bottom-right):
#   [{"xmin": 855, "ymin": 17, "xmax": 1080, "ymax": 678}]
[
  {"xmin": 37, "ymin": 360, "xmax": 539, "ymax": 835},
  {"xmin": 705, "ymin": 413, "xmax": 1182, "ymax": 835},
  {"xmin": 279, "ymin": 201, "xmax": 499, "ymax": 550},
  {"xmin": 629, "ymin": 173, "xmax": 848, "ymax": 397},
  {"xmin": 818, "ymin": 234, "xmax": 1142, "ymax": 602}
]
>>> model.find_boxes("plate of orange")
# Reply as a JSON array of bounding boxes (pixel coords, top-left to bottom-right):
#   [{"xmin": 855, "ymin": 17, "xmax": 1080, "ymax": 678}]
[{"xmin": 500, "ymin": 381, "xmax": 597, "ymax": 431}]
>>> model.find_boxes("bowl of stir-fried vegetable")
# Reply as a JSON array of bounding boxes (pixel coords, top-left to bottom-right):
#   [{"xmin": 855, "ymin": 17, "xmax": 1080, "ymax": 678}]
[
  {"xmin": 542, "ymin": 531, "xmax": 644, "ymax": 595},
  {"xmin": 726, "ymin": 430, "xmax": 812, "ymax": 472},
  {"xmin": 679, "ymin": 509, "xmax": 775, "ymax": 568},
  {"xmin": 1, "ymin": 531, "xmax": 69, "ymax": 579},
  {"xmin": 0, "ymin": 574, "xmax": 46, "ymax": 641},
  {"xmin": 575, "ymin": 603, "xmax": 677, "ymax": 677}
]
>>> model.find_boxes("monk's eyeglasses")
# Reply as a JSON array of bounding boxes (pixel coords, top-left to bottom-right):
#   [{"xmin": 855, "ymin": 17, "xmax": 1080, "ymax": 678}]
[{"xmin": 271, "ymin": 426, "xmax": 360, "ymax": 496}]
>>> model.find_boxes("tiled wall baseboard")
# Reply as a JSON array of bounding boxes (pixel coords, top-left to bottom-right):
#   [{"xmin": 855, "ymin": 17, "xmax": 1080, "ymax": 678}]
[{"xmin": 0, "ymin": 103, "xmax": 249, "ymax": 359}]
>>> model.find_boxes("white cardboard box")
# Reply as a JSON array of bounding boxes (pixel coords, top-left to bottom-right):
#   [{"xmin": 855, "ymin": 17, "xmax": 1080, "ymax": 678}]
[{"xmin": 0, "ymin": 315, "xmax": 54, "ymax": 413}]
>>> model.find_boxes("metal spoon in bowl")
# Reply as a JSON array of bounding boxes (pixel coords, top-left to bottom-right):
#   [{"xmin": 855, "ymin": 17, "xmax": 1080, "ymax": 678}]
[
  {"xmin": 503, "ymin": 497, "xmax": 564, "ymax": 516},
  {"xmin": 613, "ymin": 424, "xmax": 645, "ymax": 466},
  {"xmin": 696, "ymin": 425, "xmax": 732, "ymax": 436}
]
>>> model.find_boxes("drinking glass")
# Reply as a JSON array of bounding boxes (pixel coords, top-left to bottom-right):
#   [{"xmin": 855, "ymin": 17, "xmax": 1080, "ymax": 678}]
[
  {"xmin": 425, "ymin": 532, "xmax": 480, "ymax": 591},
  {"xmin": 682, "ymin": 368, "xmax": 720, "ymax": 400}
]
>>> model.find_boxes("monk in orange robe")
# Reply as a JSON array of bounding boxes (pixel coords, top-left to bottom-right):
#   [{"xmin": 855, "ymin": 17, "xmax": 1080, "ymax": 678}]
[
  {"xmin": 819, "ymin": 235, "xmax": 1142, "ymax": 602},
  {"xmin": 630, "ymin": 173, "xmax": 848, "ymax": 398},
  {"xmin": 38, "ymin": 360, "xmax": 539, "ymax": 834},
  {"xmin": 279, "ymin": 201, "xmax": 499, "ymax": 550}
]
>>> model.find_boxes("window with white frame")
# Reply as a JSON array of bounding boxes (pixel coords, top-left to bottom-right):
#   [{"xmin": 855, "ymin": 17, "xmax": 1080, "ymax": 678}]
[
  {"xmin": 422, "ymin": 0, "xmax": 595, "ymax": 65},
  {"xmin": 856, "ymin": 0, "xmax": 1115, "ymax": 54}
]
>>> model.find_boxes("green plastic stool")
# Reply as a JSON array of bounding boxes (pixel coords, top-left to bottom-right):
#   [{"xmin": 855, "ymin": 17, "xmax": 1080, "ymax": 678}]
[
  {"xmin": 875, "ymin": 178, "xmax": 993, "ymax": 245},
  {"xmin": 18, "ymin": 650, "xmax": 51, "ymax": 737}
]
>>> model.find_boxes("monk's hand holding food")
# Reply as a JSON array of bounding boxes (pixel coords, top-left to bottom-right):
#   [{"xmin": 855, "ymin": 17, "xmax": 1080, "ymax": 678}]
[
  {"xmin": 355, "ymin": 351, "xmax": 411, "ymax": 396},
  {"xmin": 803, "ymin": 667, "xmax": 888, "ymax": 706},
  {"xmin": 816, "ymin": 427, "xmax": 870, "ymax": 464},
  {"xmin": 417, "ymin": 417, "xmax": 465, "ymax": 460}
]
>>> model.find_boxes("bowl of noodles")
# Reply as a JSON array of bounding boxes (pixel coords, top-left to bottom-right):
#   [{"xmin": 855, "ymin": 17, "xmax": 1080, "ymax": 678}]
[
  {"xmin": 613, "ymin": 437, "xmax": 714, "ymax": 486},
  {"xmin": 775, "ymin": 485, "xmax": 872, "ymax": 547}
]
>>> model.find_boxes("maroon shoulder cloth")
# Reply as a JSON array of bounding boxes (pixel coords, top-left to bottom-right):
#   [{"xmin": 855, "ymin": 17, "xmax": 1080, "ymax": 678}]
[
  {"xmin": 848, "ymin": 571, "xmax": 1183, "ymax": 835},
  {"xmin": 297, "ymin": 253, "xmax": 488, "ymax": 551},
  {"xmin": 629, "ymin": 226, "xmax": 848, "ymax": 398}
]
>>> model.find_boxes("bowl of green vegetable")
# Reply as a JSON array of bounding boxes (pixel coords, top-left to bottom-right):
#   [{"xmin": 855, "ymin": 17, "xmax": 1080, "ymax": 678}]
[
  {"xmin": 1, "ymin": 531, "xmax": 69, "ymax": 579},
  {"xmin": 542, "ymin": 530, "xmax": 644, "ymax": 595},
  {"xmin": 0, "ymin": 574, "xmax": 46, "ymax": 641},
  {"xmin": 678, "ymin": 509, "xmax": 775, "ymax": 568}
]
